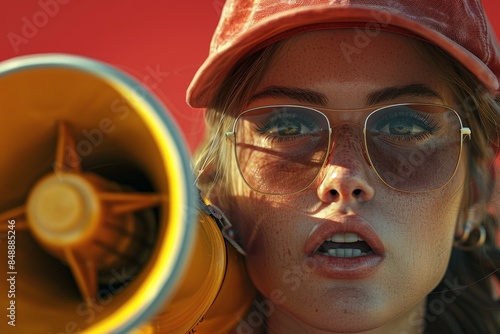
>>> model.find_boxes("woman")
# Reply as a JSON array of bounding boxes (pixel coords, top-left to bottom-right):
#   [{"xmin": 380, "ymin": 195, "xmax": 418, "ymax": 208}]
[{"xmin": 188, "ymin": 0, "xmax": 500, "ymax": 333}]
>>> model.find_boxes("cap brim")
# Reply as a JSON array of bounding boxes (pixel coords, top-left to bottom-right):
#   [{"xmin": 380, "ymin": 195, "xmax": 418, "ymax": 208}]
[{"xmin": 187, "ymin": 6, "xmax": 499, "ymax": 108}]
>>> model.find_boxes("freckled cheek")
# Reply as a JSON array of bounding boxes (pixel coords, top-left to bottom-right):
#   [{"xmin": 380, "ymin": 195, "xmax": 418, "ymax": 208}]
[
  {"xmin": 243, "ymin": 229, "xmax": 303, "ymax": 296},
  {"xmin": 233, "ymin": 196, "xmax": 302, "ymax": 259},
  {"xmin": 383, "ymin": 190, "xmax": 461, "ymax": 280},
  {"xmin": 234, "ymin": 210, "xmax": 292, "ymax": 291},
  {"xmin": 240, "ymin": 215, "xmax": 287, "ymax": 258}
]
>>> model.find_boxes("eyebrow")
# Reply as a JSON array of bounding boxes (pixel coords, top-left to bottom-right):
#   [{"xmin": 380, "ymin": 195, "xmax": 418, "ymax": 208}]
[
  {"xmin": 249, "ymin": 83, "xmax": 442, "ymax": 107},
  {"xmin": 366, "ymin": 83, "xmax": 442, "ymax": 105},
  {"xmin": 249, "ymin": 86, "xmax": 329, "ymax": 106}
]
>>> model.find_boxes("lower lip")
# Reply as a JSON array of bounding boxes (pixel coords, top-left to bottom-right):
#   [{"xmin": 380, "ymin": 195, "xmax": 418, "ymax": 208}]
[{"xmin": 305, "ymin": 254, "xmax": 385, "ymax": 279}]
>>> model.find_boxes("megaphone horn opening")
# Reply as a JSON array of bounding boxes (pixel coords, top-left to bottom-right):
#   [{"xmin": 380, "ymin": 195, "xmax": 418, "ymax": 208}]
[{"xmin": 0, "ymin": 54, "xmax": 197, "ymax": 334}]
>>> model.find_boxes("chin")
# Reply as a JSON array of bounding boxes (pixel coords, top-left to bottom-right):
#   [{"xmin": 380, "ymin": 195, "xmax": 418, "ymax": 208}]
[
  {"xmin": 268, "ymin": 282, "xmax": 417, "ymax": 333},
  {"xmin": 287, "ymin": 306, "xmax": 397, "ymax": 333}
]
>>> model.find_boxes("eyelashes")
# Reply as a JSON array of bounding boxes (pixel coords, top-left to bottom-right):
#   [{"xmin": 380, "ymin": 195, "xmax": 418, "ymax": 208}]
[{"xmin": 251, "ymin": 106, "xmax": 442, "ymax": 144}]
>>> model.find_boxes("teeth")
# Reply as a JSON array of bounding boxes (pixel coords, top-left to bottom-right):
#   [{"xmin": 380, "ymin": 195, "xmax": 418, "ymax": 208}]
[
  {"xmin": 330, "ymin": 234, "xmax": 345, "ymax": 242},
  {"xmin": 324, "ymin": 248, "xmax": 371, "ymax": 258},
  {"xmin": 328, "ymin": 232, "xmax": 364, "ymax": 242}
]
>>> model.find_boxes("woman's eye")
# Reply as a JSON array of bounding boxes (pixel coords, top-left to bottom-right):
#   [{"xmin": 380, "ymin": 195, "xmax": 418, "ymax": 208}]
[
  {"xmin": 378, "ymin": 116, "xmax": 427, "ymax": 136},
  {"xmin": 256, "ymin": 111, "xmax": 319, "ymax": 138},
  {"xmin": 271, "ymin": 118, "xmax": 306, "ymax": 136},
  {"xmin": 373, "ymin": 109, "xmax": 439, "ymax": 141}
]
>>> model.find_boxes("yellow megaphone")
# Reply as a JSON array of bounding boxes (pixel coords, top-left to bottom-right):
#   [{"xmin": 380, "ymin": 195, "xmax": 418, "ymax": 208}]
[{"xmin": 0, "ymin": 54, "xmax": 254, "ymax": 333}]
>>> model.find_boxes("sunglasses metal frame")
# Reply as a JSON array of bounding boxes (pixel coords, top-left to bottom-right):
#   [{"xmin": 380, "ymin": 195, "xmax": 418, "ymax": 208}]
[{"xmin": 226, "ymin": 103, "xmax": 471, "ymax": 195}]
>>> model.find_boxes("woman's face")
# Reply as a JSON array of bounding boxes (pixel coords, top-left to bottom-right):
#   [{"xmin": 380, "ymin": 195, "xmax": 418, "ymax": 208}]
[{"xmin": 227, "ymin": 31, "xmax": 466, "ymax": 333}]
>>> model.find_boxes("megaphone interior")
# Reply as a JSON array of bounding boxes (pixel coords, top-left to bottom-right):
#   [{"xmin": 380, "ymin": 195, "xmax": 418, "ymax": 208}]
[{"xmin": 0, "ymin": 54, "xmax": 254, "ymax": 333}]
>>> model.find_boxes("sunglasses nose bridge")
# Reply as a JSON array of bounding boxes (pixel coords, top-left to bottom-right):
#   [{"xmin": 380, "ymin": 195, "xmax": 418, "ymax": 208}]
[
  {"xmin": 325, "ymin": 123, "xmax": 372, "ymax": 167},
  {"xmin": 318, "ymin": 107, "xmax": 372, "ymax": 167}
]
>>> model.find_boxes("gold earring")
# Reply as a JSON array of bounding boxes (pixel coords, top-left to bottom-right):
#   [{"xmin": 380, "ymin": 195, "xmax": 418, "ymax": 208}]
[{"xmin": 454, "ymin": 221, "xmax": 487, "ymax": 251}]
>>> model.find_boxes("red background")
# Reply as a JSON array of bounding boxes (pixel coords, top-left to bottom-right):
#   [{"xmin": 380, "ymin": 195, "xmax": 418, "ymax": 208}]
[{"xmin": 0, "ymin": 1, "xmax": 499, "ymax": 153}]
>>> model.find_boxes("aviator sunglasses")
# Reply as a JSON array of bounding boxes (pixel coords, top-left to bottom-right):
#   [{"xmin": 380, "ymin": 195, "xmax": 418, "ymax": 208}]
[{"xmin": 226, "ymin": 103, "xmax": 471, "ymax": 195}]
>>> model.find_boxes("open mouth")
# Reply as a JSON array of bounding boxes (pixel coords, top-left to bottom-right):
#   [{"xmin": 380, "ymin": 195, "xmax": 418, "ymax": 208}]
[
  {"xmin": 305, "ymin": 217, "xmax": 385, "ymax": 278},
  {"xmin": 315, "ymin": 232, "xmax": 374, "ymax": 258}
]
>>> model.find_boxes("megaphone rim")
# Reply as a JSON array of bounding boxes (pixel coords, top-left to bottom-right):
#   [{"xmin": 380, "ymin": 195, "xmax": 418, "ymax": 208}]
[{"xmin": 0, "ymin": 53, "xmax": 198, "ymax": 333}]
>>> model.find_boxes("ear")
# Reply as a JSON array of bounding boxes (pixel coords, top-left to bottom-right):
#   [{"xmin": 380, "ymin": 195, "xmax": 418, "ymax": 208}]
[
  {"xmin": 454, "ymin": 203, "xmax": 488, "ymax": 250},
  {"xmin": 455, "ymin": 203, "xmax": 486, "ymax": 239}
]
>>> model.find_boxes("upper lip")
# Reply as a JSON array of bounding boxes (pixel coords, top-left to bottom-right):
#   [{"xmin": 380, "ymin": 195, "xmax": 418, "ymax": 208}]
[{"xmin": 304, "ymin": 215, "xmax": 386, "ymax": 256}]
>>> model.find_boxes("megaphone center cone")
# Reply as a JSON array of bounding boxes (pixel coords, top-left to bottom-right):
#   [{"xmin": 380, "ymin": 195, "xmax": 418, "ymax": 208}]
[
  {"xmin": 27, "ymin": 173, "xmax": 99, "ymax": 244},
  {"xmin": 36, "ymin": 182, "xmax": 83, "ymax": 231}
]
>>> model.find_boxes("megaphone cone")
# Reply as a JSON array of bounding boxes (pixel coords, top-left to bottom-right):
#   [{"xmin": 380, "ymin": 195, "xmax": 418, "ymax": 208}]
[{"xmin": 0, "ymin": 54, "xmax": 254, "ymax": 334}]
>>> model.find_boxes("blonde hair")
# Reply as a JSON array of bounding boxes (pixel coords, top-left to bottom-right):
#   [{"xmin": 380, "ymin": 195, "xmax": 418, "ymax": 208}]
[{"xmin": 193, "ymin": 40, "xmax": 288, "ymax": 207}]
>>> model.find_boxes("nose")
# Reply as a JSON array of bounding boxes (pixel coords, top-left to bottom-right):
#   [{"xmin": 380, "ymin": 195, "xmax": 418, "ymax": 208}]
[{"xmin": 316, "ymin": 125, "xmax": 375, "ymax": 204}]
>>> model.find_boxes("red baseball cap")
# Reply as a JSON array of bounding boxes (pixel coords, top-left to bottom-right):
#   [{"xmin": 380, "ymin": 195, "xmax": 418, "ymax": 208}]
[{"xmin": 187, "ymin": 0, "xmax": 500, "ymax": 108}]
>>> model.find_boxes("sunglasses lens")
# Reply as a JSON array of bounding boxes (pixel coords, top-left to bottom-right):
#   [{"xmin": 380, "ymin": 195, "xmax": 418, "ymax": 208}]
[
  {"xmin": 234, "ymin": 106, "xmax": 330, "ymax": 194},
  {"xmin": 233, "ymin": 104, "xmax": 464, "ymax": 194},
  {"xmin": 365, "ymin": 105, "xmax": 463, "ymax": 192}
]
